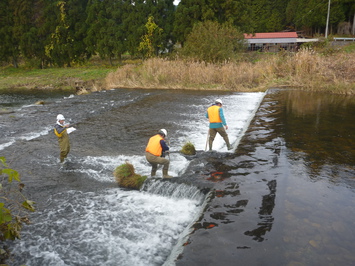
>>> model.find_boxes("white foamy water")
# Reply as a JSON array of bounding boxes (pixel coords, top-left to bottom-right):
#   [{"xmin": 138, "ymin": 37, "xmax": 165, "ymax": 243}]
[
  {"xmin": 13, "ymin": 189, "xmax": 201, "ymax": 266},
  {"xmin": 0, "ymin": 140, "xmax": 15, "ymax": 150},
  {"xmin": 61, "ymin": 154, "xmax": 189, "ymax": 182},
  {"xmin": 0, "ymin": 126, "xmax": 52, "ymax": 151},
  {"xmin": 171, "ymin": 92, "xmax": 265, "ymax": 153},
  {"xmin": 56, "ymin": 92, "xmax": 265, "ymax": 181},
  {"xmin": 18, "ymin": 126, "xmax": 53, "ymax": 141},
  {"xmin": 5, "ymin": 91, "xmax": 265, "ymax": 265}
]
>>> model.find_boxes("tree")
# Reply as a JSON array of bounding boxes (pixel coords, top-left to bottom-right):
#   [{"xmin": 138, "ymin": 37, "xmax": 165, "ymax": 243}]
[
  {"xmin": 121, "ymin": 0, "xmax": 175, "ymax": 57},
  {"xmin": 145, "ymin": 0, "xmax": 176, "ymax": 53},
  {"xmin": 181, "ymin": 20, "xmax": 245, "ymax": 63},
  {"xmin": 0, "ymin": 0, "xmax": 21, "ymax": 67},
  {"xmin": 251, "ymin": 0, "xmax": 290, "ymax": 32},
  {"xmin": 14, "ymin": 0, "xmax": 51, "ymax": 68},
  {"xmin": 85, "ymin": 0, "xmax": 126, "ymax": 65},
  {"xmin": 173, "ymin": 0, "xmax": 208, "ymax": 46},
  {"xmin": 173, "ymin": 0, "xmax": 257, "ymax": 46},
  {"xmin": 206, "ymin": 0, "xmax": 255, "ymax": 32},
  {"xmin": 122, "ymin": 0, "xmax": 147, "ymax": 56},
  {"xmin": 45, "ymin": 0, "xmax": 89, "ymax": 67},
  {"xmin": 139, "ymin": 16, "xmax": 163, "ymax": 58},
  {"xmin": 286, "ymin": 0, "xmax": 347, "ymax": 36}
]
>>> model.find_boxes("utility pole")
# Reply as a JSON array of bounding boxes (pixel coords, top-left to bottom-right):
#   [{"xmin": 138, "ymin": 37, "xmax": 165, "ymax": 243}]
[{"xmin": 325, "ymin": 0, "xmax": 331, "ymax": 38}]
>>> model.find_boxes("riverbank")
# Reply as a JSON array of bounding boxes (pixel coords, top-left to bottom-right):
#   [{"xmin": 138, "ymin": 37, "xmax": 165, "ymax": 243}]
[
  {"xmin": 0, "ymin": 66, "xmax": 114, "ymax": 93},
  {"xmin": 106, "ymin": 48, "xmax": 355, "ymax": 94},
  {"xmin": 1, "ymin": 45, "xmax": 354, "ymax": 95}
]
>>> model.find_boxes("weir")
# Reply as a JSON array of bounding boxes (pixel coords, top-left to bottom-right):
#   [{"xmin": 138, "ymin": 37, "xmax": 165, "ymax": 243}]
[
  {"xmin": 141, "ymin": 179, "xmax": 207, "ymax": 203},
  {"xmin": 0, "ymin": 88, "xmax": 265, "ymax": 265}
]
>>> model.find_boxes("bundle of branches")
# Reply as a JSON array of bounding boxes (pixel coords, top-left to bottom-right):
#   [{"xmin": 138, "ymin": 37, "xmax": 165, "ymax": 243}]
[
  {"xmin": 180, "ymin": 141, "xmax": 196, "ymax": 155},
  {"xmin": 113, "ymin": 162, "xmax": 147, "ymax": 190}
]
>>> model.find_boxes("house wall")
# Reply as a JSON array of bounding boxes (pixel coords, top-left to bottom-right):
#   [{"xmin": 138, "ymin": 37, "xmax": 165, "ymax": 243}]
[{"xmin": 246, "ymin": 38, "xmax": 298, "ymax": 44}]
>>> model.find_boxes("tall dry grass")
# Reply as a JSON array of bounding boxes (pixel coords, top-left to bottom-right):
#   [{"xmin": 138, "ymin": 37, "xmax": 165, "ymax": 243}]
[{"xmin": 105, "ymin": 48, "xmax": 355, "ymax": 94}]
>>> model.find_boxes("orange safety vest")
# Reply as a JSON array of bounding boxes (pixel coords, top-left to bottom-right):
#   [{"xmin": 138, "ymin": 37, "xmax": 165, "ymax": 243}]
[
  {"xmin": 146, "ymin": 134, "xmax": 163, "ymax": 156},
  {"xmin": 207, "ymin": 105, "xmax": 222, "ymax": 123}
]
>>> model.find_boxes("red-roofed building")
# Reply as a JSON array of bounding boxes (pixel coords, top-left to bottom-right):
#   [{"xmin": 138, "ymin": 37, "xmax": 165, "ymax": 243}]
[
  {"xmin": 244, "ymin": 32, "xmax": 316, "ymax": 52},
  {"xmin": 244, "ymin": 32, "xmax": 298, "ymax": 39}
]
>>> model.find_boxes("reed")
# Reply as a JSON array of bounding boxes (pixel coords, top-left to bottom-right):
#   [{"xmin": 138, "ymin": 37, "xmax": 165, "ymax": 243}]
[{"xmin": 105, "ymin": 48, "xmax": 355, "ymax": 94}]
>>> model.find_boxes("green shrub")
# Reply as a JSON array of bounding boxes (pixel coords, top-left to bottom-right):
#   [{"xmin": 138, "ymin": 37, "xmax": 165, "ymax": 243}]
[
  {"xmin": 180, "ymin": 21, "xmax": 245, "ymax": 63},
  {"xmin": 0, "ymin": 157, "xmax": 35, "ymax": 264}
]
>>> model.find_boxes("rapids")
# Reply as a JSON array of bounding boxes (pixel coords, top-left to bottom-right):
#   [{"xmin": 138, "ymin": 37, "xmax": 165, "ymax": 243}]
[{"xmin": 0, "ymin": 88, "xmax": 264, "ymax": 265}]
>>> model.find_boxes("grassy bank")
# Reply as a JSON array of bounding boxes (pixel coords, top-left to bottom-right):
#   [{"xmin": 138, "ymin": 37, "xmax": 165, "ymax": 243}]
[
  {"xmin": 106, "ymin": 47, "xmax": 355, "ymax": 94},
  {"xmin": 0, "ymin": 65, "xmax": 115, "ymax": 92},
  {"xmin": 1, "ymin": 44, "xmax": 355, "ymax": 94}
]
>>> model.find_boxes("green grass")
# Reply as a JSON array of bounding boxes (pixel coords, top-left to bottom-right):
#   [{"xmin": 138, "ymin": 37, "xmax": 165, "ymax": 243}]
[
  {"xmin": 342, "ymin": 43, "xmax": 355, "ymax": 53},
  {"xmin": 0, "ymin": 65, "xmax": 116, "ymax": 91}
]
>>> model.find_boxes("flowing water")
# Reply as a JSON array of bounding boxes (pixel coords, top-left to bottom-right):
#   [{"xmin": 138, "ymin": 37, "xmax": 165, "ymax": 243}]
[
  {"xmin": 0, "ymin": 88, "xmax": 265, "ymax": 265},
  {"xmin": 1, "ymin": 88, "xmax": 354, "ymax": 265}
]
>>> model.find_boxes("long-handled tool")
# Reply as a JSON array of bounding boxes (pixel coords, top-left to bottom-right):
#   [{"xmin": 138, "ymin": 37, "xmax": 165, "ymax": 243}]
[
  {"xmin": 205, "ymin": 129, "xmax": 210, "ymax": 151},
  {"xmin": 167, "ymin": 137, "xmax": 171, "ymax": 160}
]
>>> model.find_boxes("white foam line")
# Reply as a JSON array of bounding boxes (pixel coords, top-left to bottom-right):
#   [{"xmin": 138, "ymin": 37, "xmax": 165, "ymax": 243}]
[
  {"xmin": 0, "ymin": 126, "xmax": 52, "ymax": 150},
  {"xmin": 18, "ymin": 126, "xmax": 52, "ymax": 141},
  {"xmin": 231, "ymin": 92, "xmax": 266, "ymax": 150},
  {"xmin": 0, "ymin": 140, "xmax": 15, "ymax": 151},
  {"xmin": 75, "ymin": 154, "xmax": 189, "ymax": 182}
]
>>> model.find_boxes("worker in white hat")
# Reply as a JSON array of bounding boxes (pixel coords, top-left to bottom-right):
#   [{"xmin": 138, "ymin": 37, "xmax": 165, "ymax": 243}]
[
  {"xmin": 54, "ymin": 114, "xmax": 71, "ymax": 163},
  {"xmin": 145, "ymin": 129, "xmax": 173, "ymax": 178},
  {"xmin": 206, "ymin": 98, "xmax": 232, "ymax": 151}
]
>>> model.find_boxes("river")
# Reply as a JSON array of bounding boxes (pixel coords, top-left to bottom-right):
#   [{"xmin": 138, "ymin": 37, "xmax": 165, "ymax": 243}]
[{"xmin": 0, "ymin": 88, "xmax": 354, "ymax": 265}]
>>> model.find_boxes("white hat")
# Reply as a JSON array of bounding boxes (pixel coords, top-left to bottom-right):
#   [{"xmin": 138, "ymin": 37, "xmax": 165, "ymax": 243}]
[
  {"xmin": 159, "ymin": 129, "xmax": 167, "ymax": 137},
  {"xmin": 215, "ymin": 99, "xmax": 223, "ymax": 104},
  {"xmin": 57, "ymin": 114, "xmax": 65, "ymax": 121}
]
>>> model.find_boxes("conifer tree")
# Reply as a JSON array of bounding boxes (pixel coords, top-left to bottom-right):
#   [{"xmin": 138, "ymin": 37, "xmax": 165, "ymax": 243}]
[
  {"xmin": 0, "ymin": 0, "xmax": 24, "ymax": 67},
  {"xmin": 145, "ymin": 0, "xmax": 176, "ymax": 53},
  {"xmin": 0, "ymin": 0, "xmax": 17, "ymax": 66},
  {"xmin": 251, "ymin": 0, "xmax": 289, "ymax": 32},
  {"xmin": 173, "ymin": 0, "xmax": 207, "ymax": 46},
  {"xmin": 45, "ymin": 0, "xmax": 88, "ymax": 67},
  {"xmin": 86, "ymin": 0, "xmax": 126, "ymax": 64},
  {"xmin": 122, "ymin": 0, "xmax": 146, "ymax": 56}
]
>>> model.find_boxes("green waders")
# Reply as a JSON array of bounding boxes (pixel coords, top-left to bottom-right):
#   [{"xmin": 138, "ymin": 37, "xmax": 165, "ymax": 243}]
[{"xmin": 58, "ymin": 131, "xmax": 70, "ymax": 163}]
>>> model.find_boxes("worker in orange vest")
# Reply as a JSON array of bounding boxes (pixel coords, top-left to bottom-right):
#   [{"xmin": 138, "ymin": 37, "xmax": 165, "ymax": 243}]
[
  {"xmin": 145, "ymin": 129, "xmax": 173, "ymax": 178},
  {"xmin": 206, "ymin": 99, "xmax": 232, "ymax": 151}
]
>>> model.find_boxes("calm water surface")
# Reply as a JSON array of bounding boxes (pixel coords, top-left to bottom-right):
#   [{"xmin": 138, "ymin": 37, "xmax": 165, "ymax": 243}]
[{"xmin": 177, "ymin": 89, "xmax": 355, "ymax": 266}]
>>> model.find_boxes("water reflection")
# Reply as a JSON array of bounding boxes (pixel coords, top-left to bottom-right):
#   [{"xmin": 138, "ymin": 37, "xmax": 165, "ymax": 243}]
[
  {"xmin": 244, "ymin": 180, "xmax": 276, "ymax": 242},
  {"xmin": 177, "ymin": 89, "xmax": 355, "ymax": 266},
  {"xmin": 282, "ymin": 90, "xmax": 355, "ymax": 181}
]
